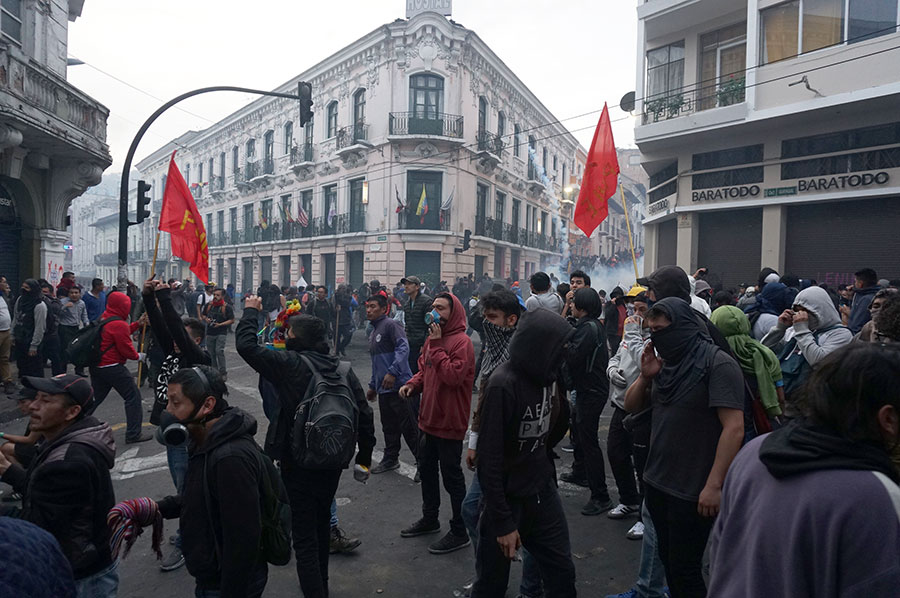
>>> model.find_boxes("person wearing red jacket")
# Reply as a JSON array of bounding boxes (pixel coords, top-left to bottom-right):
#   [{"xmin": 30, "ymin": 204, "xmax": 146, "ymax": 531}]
[
  {"xmin": 399, "ymin": 292, "xmax": 475, "ymax": 555},
  {"xmin": 87, "ymin": 291, "xmax": 150, "ymax": 443}
]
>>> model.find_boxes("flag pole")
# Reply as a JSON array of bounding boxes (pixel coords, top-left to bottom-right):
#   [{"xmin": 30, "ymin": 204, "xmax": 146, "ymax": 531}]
[
  {"xmin": 619, "ymin": 184, "xmax": 640, "ymax": 282},
  {"xmin": 136, "ymin": 230, "xmax": 162, "ymax": 384}
]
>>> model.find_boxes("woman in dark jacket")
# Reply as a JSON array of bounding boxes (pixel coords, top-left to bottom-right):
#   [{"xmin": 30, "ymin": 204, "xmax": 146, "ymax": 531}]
[{"xmin": 12, "ymin": 279, "xmax": 47, "ymax": 378}]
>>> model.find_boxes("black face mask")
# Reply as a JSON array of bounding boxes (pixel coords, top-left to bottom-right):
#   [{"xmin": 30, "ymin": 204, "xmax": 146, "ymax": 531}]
[
  {"xmin": 650, "ymin": 323, "xmax": 694, "ymax": 364},
  {"xmin": 156, "ymin": 403, "xmax": 208, "ymax": 446}
]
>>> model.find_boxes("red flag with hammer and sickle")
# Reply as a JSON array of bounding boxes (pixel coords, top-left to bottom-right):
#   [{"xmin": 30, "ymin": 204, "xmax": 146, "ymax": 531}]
[
  {"xmin": 574, "ymin": 103, "xmax": 619, "ymax": 238},
  {"xmin": 159, "ymin": 151, "xmax": 209, "ymax": 283}
]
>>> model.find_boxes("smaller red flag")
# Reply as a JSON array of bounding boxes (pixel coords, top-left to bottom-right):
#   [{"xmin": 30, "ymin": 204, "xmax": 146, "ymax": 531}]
[
  {"xmin": 159, "ymin": 151, "xmax": 209, "ymax": 283},
  {"xmin": 574, "ymin": 103, "xmax": 620, "ymax": 238}
]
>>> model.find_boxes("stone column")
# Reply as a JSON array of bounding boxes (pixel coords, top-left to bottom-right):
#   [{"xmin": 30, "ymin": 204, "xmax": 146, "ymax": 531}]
[
  {"xmin": 761, "ymin": 204, "xmax": 786, "ymax": 274},
  {"xmin": 676, "ymin": 212, "xmax": 698, "ymax": 273}
]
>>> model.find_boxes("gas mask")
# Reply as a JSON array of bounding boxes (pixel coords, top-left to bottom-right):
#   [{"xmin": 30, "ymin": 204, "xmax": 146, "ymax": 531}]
[{"xmin": 156, "ymin": 409, "xmax": 195, "ymax": 447}]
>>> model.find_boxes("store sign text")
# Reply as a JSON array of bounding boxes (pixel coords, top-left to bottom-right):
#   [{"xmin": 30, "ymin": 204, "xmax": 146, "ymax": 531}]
[
  {"xmin": 692, "ymin": 185, "xmax": 760, "ymax": 202},
  {"xmin": 648, "ymin": 199, "xmax": 670, "ymax": 215},
  {"xmin": 797, "ymin": 171, "xmax": 889, "ymax": 192}
]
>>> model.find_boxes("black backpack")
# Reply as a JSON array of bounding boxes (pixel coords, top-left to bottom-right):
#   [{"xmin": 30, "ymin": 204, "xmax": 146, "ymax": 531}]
[
  {"xmin": 203, "ymin": 446, "xmax": 292, "ymax": 567},
  {"xmin": 66, "ymin": 317, "xmax": 122, "ymax": 368},
  {"xmin": 291, "ymin": 355, "xmax": 359, "ymax": 469}
]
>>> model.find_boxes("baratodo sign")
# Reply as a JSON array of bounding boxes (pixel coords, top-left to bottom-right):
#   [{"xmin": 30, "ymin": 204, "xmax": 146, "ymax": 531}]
[{"xmin": 691, "ymin": 171, "xmax": 890, "ymax": 202}]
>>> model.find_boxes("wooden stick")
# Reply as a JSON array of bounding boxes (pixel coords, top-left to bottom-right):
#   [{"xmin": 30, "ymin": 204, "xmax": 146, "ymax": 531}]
[
  {"xmin": 136, "ymin": 231, "xmax": 161, "ymax": 384},
  {"xmin": 619, "ymin": 184, "xmax": 640, "ymax": 282}
]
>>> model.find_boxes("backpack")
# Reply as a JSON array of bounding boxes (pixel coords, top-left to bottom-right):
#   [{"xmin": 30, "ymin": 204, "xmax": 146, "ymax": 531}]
[
  {"xmin": 585, "ymin": 320, "xmax": 608, "ymax": 374},
  {"xmin": 778, "ymin": 324, "xmax": 842, "ymax": 398},
  {"xmin": 291, "ymin": 355, "xmax": 359, "ymax": 469},
  {"xmin": 203, "ymin": 446, "xmax": 293, "ymax": 567},
  {"xmin": 66, "ymin": 317, "xmax": 122, "ymax": 368}
]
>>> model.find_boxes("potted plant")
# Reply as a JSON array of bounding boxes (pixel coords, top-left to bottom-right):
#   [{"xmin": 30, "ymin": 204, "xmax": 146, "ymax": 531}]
[{"xmin": 716, "ymin": 76, "xmax": 746, "ymax": 107}]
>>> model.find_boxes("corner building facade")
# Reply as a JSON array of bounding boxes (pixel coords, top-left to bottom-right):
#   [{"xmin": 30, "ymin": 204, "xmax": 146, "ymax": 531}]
[
  {"xmin": 636, "ymin": 0, "xmax": 900, "ymax": 289},
  {"xmin": 137, "ymin": 12, "xmax": 584, "ymax": 292}
]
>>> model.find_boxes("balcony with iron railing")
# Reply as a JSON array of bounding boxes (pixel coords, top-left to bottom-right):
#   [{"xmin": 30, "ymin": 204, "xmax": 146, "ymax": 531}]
[
  {"xmin": 398, "ymin": 208, "xmax": 450, "ymax": 231},
  {"xmin": 476, "ymin": 129, "xmax": 505, "ymax": 157},
  {"xmin": 389, "ymin": 112, "xmax": 464, "ymax": 139},
  {"xmin": 336, "ymin": 124, "xmax": 369, "ymax": 151},
  {"xmin": 475, "ymin": 217, "xmax": 557, "ymax": 251},
  {"xmin": 262, "ymin": 157, "xmax": 275, "ymax": 175},
  {"xmin": 641, "ymin": 77, "xmax": 746, "ymax": 125},
  {"xmin": 290, "ymin": 144, "xmax": 314, "ymax": 165},
  {"xmin": 94, "ymin": 252, "xmax": 117, "ymax": 266}
]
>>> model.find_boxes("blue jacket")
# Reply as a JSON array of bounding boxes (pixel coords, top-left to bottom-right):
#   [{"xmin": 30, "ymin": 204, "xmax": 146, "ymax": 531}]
[
  {"xmin": 848, "ymin": 286, "xmax": 879, "ymax": 335},
  {"xmin": 368, "ymin": 315, "xmax": 412, "ymax": 394},
  {"xmin": 82, "ymin": 290, "xmax": 106, "ymax": 323}
]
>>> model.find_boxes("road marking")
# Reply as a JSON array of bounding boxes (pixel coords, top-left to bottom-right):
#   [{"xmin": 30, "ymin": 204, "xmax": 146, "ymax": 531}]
[
  {"xmin": 370, "ymin": 449, "xmax": 418, "ymax": 482},
  {"xmin": 111, "ymin": 446, "xmax": 170, "ymax": 481}
]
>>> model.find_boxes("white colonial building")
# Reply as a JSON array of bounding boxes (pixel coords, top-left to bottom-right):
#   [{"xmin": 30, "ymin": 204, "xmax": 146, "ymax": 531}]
[
  {"xmin": 0, "ymin": 0, "xmax": 110, "ymax": 288},
  {"xmin": 637, "ymin": 0, "xmax": 900, "ymax": 289},
  {"xmin": 136, "ymin": 10, "xmax": 585, "ymax": 293}
]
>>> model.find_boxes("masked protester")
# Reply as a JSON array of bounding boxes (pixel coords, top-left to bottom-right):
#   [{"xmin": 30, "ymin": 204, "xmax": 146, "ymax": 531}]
[
  {"xmin": 624, "ymin": 298, "xmax": 745, "ymax": 598},
  {"xmin": 472, "ymin": 308, "xmax": 575, "ymax": 597},
  {"xmin": 155, "ymin": 366, "xmax": 271, "ymax": 598},
  {"xmin": 11, "ymin": 278, "xmax": 47, "ymax": 379},
  {"xmin": 708, "ymin": 344, "xmax": 900, "ymax": 596}
]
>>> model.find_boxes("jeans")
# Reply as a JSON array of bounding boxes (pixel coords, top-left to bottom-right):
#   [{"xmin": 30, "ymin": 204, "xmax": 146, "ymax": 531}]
[
  {"xmin": 282, "ymin": 464, "xmax": 342, "ymax": 598},
  {"xmin": 419, "ymin": 432, "xmax": 467, "ymax": 536},
  {"xmin": 330, "ymin": 498, "xmax": 338, "ymax": 528},
  {"xmin": 74, "ymin": 559, "xmax": 119, "ymax": 598},
  {"xmin": 636, "ymin": 502, "xmax": 668, "ymax": 598},
  {"xmin": 644, "ymin": 485, "xmax": 714, "ymax": 598},
  {"xmin": 377, "ymin": 392, "xmax": 418, "ymax": 464},
  {"xmin": 206, "ymin": 334, "xmax": 227, "ymax": 375},
  {"xmin": 606, "ymin": 406, "xmax": 641, "ymax": 506},
  {"xmin": 88, "ymin": 364, "xmax": 144, "ymax": 440},
  {"xmin": 167, "ymin": 443, "xmax": 189, "ymax": 550},
  {"xmin": 574, "ymin": 390, "xmax": 610, "ymax": 502},
  {"xmin": 472, "ymin": 480, "xmax": 576, "ymax": 598},
  {"xmin": 336, "ymin": 326, "xmax": 353, "ymax": 355},
  {"xmin": 194, "ymin": 563, "xmax": 267, "ymax": 598},
  {"xmin": 463, "ymin": 473, "xmax": 543, "ymax": 597},
  {"xmin": 41, "ymin": 333, "xmax": 65, "ymax": 376}
]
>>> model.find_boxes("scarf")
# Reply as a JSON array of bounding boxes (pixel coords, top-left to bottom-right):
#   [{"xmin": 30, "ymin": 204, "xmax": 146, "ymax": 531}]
[
  {"xmin": 711, "ymin": 305, "xmax": 783, "ymax": 416},
  {"xmin": 209, "ymin": 298, "xmax": 225, "ymax": 308},
  {"xmin": 650, "ymin": 297, "xmax": 719, "ymax": 405},
  {"xmin": 760, "ymin": 420, "xmax": 899, "ymax": 483},
  {"xmin": 480, "ymin": 319, "xmax": 515, "ymax": 380},
  {"xmin": 107, "ymin": 497, "xmax": 164, "ymax": 560},
  {"xmin": 16, "ymin": 278, "xmax": 42, "ymax": 316}
]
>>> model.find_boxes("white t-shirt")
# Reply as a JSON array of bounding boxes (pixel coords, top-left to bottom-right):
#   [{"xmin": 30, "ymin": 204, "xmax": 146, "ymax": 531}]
[{"xmin": 198, "ymin": 292, "xmax": 214, "ymax": 309}]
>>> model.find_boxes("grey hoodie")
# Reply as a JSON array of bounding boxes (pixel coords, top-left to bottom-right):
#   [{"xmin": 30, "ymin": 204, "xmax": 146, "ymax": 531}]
[
  {"xmin": 524, "ymin": 290, "xmax": 563, "ymax": 314},
  {"xmin": 606, "ymin": 319, "xmax": 651, "ymax": 410},
  {"xmin": 762, "ymin": 286, "xmax": 852, "ymax": 366}
]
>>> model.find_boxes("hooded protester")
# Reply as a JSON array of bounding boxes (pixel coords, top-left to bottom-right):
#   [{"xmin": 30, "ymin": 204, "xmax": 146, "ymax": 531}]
[
  {"xmin": 745, "ymin": 281, "xmax": 791, "ymax": 341},
  {"xmin": 603, "ymin": 286, "xmax": 627, "ymax": 352},
  {"xmin": 711, "ymin": 306, "xmax": 785, "ymax": 419},
  {"xmin": 155, "ymin": 366, "xmax": 272, "ymax": 598},
  {"xmin": 87, "ymin": 291, "xmax": 150, "ymax": 444},
  {"xmin": 624, "ymin": 298, "xmax": 745, "ymax": 598},
  {"xmin": 398, "ymin": 292, "xmax": 475, "ymax": 555},
  {"xmin": 848, "ymin": 268, "xmax": 880, "ymax": 335},
  {"xmin": 0, "ymin": 374, "xmax": 118, "ymax": 596},
  {"xmin": 472, "ymin": 308, "xmax": 576, "ymax": 598},
  {"xmin": 236, "ymin": 304, "xmax": 375, "ymax": 597},
  {"xmin": 12, "ymin": 278, "xmax": 47, "ymax": 378},
  {"xmin": 761, "ymin": 286, "xmax": 853, "ymax": 412},
  {"xmin": 708, "ymin": 344, "xmax": 900, "ymax": 597}
]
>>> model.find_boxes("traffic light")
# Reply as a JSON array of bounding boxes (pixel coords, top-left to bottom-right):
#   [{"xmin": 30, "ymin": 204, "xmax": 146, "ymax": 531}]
[
  {"xmin": 136, "ymin": 180, "xmax": 152, "ymax": 224},
  {"xmin": 463, "ymin": 229, "xmax": 471, "ymax": 251},
  {"xmin": 298, "ymin": 81, "xmax": 313, "ymax": 127}
]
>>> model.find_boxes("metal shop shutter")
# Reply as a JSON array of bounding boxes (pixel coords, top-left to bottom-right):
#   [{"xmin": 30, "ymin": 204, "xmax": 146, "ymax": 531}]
[
  {"xmin": 697, "ymin": 208, "xmax": 762, "ymax": 291},
  {"xmin": 785, "ymin": 197, "xmax": 900, "ymax": 285},
  {"xmin": 656, "ymin": 219, "xmax": 677, "ymax": 267}
]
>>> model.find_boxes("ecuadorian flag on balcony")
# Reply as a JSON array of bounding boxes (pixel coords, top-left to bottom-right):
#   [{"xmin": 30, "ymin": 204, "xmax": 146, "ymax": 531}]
[{"xmin": 416, "ymin": 184, "xmax": 428, "ymax": 224}]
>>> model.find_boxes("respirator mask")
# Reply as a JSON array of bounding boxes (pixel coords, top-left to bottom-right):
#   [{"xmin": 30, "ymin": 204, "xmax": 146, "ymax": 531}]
[{"xmin": 156, "ymin": 367, "xmax": 214, "ymax": 447}]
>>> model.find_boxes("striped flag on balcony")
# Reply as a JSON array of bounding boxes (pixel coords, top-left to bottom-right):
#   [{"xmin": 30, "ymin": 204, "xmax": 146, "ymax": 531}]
[
  {"xmin": 395, "ymin": 185, "xmax": 405, "ymax": 213},
  {"xmin": 258, "ymin": 208, "xmax": 268, "ymax": 230},
  {"xmin": 327, "ymin": 198, "xmax": 336, "ymax": 227},
  {"xmin": 298, "ymin": 204, "xmax": 309, "ymax": 227},
  {"xmin": 416, "ymin": 184, "xmax": 428, "ymax": 223}
]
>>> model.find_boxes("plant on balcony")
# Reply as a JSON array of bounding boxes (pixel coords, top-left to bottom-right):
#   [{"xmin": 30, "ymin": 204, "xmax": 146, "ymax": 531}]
[
  {"xmin": 716, "ymin": 76, "xmax": 746, "ymax": 107},
  {"xmin": 646, "ymin": 97, "xmax": 667, "ymax": 122},
  {"xmin": 665, "ymin": 94, "xmax": 685, "ymax": 119}
]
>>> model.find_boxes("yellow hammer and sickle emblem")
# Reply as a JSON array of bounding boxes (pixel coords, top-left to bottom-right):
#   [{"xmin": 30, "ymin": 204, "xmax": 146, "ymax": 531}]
[{"xmin": 180, "ymin": 210, "xmax": 195, "ymax": 230}]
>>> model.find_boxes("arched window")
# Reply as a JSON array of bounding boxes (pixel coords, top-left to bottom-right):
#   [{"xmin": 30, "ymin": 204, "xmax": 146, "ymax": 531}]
[
  {"xmin": 497, "ymin": 111, "xmax": 505, "ymax": 138},
  {"xmin": 514, "ymin": 124, "xmax": 521, "ymax": 157},
  {"xmin": 478, "ymin": 96, "xmax": 488, "ymax": 133},
  {"xmin": 231, "ymin": 146, "xmax": 239, "ymax": 176},
  {"xmin": 283, "ymin": 121, "xmax": 293, "ymax": 154},
  {"xmin": 246, "ymin": 138, "xmax": 256, "ymax": 160},
  {"xmin": 326, "ymin": 101, "xmax": 338, "ymax": 138},
  {"xmin": 409, "ymin": 74, "xmax": 444, "ymax": 118},
  {"xmin": 353, "ymin": 89, "xmax": 366, "ymax": 128}
]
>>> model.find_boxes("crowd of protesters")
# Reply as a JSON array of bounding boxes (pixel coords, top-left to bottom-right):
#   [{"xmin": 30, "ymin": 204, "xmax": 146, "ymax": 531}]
[{"xmin": 1, "ymin": 261, "xmax": 899, "ymax": 598}]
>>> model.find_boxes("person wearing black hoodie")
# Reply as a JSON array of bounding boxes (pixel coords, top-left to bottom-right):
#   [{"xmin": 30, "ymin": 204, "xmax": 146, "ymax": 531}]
[
  {"xmin": 236, "ymin": 299, "xmax": 375, "ymax": 598},
  {"xmin": 156, "ymin": 366, "xmax": 269, "ymax": 598},
  {"xmin": 11, "ymin": 278, "xmax": 47, "ymax": 379},
  {"xmin": 473, "ymin": 308, "xmax": 576, "ymax": 598},
  {"xmin": 0, "ymin": 374, "xmax": 118, "ymax": 596}
]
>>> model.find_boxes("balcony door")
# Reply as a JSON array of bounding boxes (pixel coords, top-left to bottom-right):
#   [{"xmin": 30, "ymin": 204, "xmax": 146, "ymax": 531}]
[
  {"xmin": 405, "ymin": 170, "xmax": 442, "ymax": 230},
  {"xmin": 409, "ymin": 74, "xmax": 444, "ymax": 135}
]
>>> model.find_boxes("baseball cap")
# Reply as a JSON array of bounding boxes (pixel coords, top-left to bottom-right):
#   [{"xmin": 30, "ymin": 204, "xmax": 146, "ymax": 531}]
[
  {"xmin": 400, "ymin": 276, "xmax": 421, "ymax": 286},
  {"xmin": 22, "ymin": 374, "xmax": 94, "ymax": 408},
  {"xmin": 625, "ymin": 285, "xmax": 647, "ymax": 297}
]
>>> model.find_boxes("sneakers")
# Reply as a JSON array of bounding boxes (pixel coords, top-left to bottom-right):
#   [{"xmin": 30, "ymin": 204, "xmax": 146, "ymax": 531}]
[
  {"xmin": 626, "ymin": 521, "xmax": 645, "ymax": 540},
  {"xmin": 608, "ymin": 503, "xmax": 640, "ymax": 519},
  {"xmin": 329, "ymin": 526, "xmax": 361, "ymax": 554},
  {"xmin": 581, "ymin": 498, "xmax": 615, "ymax": 516},
  {"xmin": 1, "ymin": 491, "xmax": 23, "ymax": 502},
  {"xmin": 400, "ymin": 518, "xmax": 441, "ymax": 538},
  {"xmin": 604, "ymin": 589, "xmax": 638, "ymax": 598},
  {"xmin": 559, "ymin": 471, "xmax": 589, "ymax": 487},
  {"xmin": 561, "ymin": 441, "xmax": 576, "ymax": 453},
  {"xmin": 370, "ymin": 460, "xmax": 400, "ymax": 475},
  {"xmin": 125, "ymin": 431, "xmax": 153, "ymax": 444},
  {"xmin": 428, "ymin": 531, "xmax": 471, "ymax": 555},
  {"xmin": 159, "ymin": 547, "xmax": 185, "ymax": 572}
]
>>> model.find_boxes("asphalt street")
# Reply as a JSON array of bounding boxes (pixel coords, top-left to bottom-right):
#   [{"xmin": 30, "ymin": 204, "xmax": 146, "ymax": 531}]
[{"xmin": 0, "ymin": 322, "xmax": 642, "ymax": 597}]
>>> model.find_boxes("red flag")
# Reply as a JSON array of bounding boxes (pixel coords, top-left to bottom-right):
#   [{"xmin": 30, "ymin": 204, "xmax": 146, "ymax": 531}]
[
  {"xmin": 159, "ymin": 151, "xmax": 209, "ymax": 283},
  {"xmin": 574, "ymin": 103, "xmax": 619, "ymax": 237}
]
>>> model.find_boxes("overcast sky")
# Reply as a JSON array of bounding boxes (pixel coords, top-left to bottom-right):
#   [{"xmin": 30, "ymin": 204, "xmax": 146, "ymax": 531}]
[{"xmin": 68, "ymin": 0, "xmax": 639, "ymax": 173}]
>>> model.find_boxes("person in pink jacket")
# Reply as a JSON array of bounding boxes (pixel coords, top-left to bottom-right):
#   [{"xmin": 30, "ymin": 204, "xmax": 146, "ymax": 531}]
[{"xmin": 399, "ymin": 292, "xmax": 475, "ymax": 555}]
